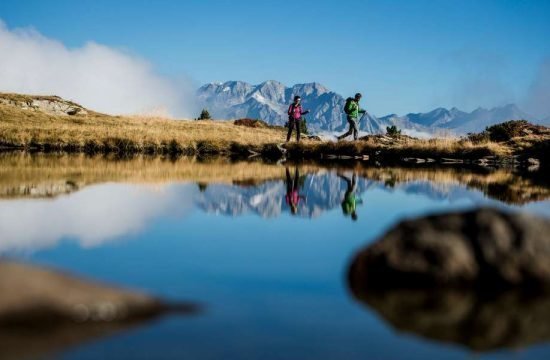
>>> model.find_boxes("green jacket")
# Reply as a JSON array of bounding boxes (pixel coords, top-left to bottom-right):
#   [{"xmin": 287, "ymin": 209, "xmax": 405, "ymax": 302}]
[
  {"xmin": 347, "ymin": 100, "xmax": 366, "ymax": 119},
  {"xmin": 341, "ymin": 193, "xmax": 363, "ymax": 215}
]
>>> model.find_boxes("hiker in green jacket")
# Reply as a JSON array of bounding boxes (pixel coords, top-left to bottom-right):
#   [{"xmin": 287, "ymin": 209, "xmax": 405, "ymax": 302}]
[
  {"xmin": 338, "ymin": 171, "xmax": 363, "ymax": 221},
  {"xmin": 338, "ymin": 93, "xmax": 367, "ymax": 141}
]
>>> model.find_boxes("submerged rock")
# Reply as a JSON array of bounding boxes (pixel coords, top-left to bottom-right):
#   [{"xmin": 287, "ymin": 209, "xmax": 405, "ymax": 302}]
[
  {"xmin": 349, "ymin": 287, "xmax": 550, "ymax": 351},
  {"xmin": 348, "ymin": 208, "xmax": 550, "ymax": 289},
  {"xmin": 0, "ymin": 261, "xmax": 197, "ymax": 326}
]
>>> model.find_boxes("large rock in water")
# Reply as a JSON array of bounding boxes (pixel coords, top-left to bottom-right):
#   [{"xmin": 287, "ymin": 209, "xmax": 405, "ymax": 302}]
[
  {"xmin": 348, "ymin": 208, "xmax": 550, "ymax": 352},
  {"xmin": 348, "ymin": 208, "xmax": 550, "ymax": 289},
  {"xmin": 0, "ymin": 261, "xmax": 196, "ymax": 326},
  {"xmin": 0, "ymin": 261, "xmax": 198, "ymax": 359}
]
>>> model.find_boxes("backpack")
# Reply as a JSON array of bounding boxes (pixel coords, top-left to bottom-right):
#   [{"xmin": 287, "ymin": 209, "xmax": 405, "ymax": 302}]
[{"xmin": 344, "ymin": 97, "xmax": 354, "ymax": 115}]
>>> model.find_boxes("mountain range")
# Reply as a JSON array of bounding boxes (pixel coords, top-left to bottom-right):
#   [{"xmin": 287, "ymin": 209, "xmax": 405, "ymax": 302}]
[{"xmin": 197, "ymin": 80, "xmax": 547, "ymax": 135}]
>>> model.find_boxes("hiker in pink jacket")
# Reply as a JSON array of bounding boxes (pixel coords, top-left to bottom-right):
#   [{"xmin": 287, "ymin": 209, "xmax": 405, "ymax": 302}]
[{"xmin": 286, "ymin": 96, "xmax": 310, "ymax": 142}]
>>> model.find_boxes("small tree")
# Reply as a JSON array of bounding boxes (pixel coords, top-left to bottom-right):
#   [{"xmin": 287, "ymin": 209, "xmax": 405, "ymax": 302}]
[
  {"xmin": 197, "ymin": 108, "xmax": 212, "ymax": 120},
  {"xmin": 386, "ymin": 125, "xmax": 401, "ymax": 137}
]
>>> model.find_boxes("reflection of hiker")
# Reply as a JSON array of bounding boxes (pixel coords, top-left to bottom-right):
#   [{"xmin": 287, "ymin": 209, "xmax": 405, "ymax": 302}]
[
  {"xmin": 338, "ymin": 93, "xmax": 367, "ymax": 141},
  {"xmin": 338, "ymin": 172, "xmax": 363, "ymax": 221},
  {"xmin": 286, "ymin": 96, "xmax": 310, "ymax": 142},
  {"xmin": 285, "ymin": 167, "xmax": 306, "ymax": 215}
]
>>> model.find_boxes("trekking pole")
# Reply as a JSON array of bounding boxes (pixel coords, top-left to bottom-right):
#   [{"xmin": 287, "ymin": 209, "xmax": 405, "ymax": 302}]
[{"xmin": 357, "ymin": 111, "xmax": 367, "ymax": 133}]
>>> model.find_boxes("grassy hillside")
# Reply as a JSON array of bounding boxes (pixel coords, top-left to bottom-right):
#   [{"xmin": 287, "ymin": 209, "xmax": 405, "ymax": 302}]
[{"xmin": 0, "ymin": 93, "xmax": 295, "ymax": 155}]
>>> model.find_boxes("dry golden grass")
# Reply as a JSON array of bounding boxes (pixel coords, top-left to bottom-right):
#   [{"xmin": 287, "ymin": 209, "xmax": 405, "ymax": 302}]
[{"xmin": 0, "ymin": 102, "xmax": 291, "ymax": 151}]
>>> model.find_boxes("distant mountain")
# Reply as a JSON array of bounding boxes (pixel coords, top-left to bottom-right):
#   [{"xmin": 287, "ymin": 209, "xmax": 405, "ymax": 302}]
[
  {"xmin": 198, "ymin": 80, "xmax": 351, "ymax": 131},
  {"xmin": 382, "ymin": 104, "xmax": 537, "ymax": 134},
  {"xmin": 198, "ymin": 81, "xmax": 540, "ymax": 134}
]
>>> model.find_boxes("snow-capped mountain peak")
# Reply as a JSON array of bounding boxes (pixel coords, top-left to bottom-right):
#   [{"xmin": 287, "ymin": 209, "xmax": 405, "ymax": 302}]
[{"xmin": 197, "ymin": 80, "xmax": 540, "ymax": 134}]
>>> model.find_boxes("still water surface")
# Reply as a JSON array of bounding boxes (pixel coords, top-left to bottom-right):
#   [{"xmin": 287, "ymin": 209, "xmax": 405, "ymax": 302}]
[{"xmin": 1, "ymin": 154, "xmax": 549, "ymax": 359}]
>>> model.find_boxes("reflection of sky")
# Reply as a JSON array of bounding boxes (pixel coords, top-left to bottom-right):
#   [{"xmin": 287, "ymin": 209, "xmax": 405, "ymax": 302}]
[
  {"xmin": 1, "ymin": 174, "xmax": 549, "ymax": 256},
  {"xmin": 2, "ymin": 175, "xmax": 549, "ymax": 359}
]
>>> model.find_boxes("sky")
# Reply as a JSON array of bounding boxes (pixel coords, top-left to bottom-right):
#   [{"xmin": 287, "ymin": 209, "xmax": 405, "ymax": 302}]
[{"xmin": 0, "ymin": 0, "xmax": 549, "ymax": 117}]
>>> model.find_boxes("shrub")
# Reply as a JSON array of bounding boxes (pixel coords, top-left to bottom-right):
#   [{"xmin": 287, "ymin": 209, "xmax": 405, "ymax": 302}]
[
  {"xmin": 386, "ymin": 125, "xmax": 401, "ymax": 137},
  {"xmin": 468, "ymin": 120, "xmax": 529, "ymax": 143},
  {"xmin": 197, "ymin": 108, "xmax": 212, "ymax": 120},
  {"xmin": 484, "ymin": 120, "xmax": 528, "ymax": 142}
]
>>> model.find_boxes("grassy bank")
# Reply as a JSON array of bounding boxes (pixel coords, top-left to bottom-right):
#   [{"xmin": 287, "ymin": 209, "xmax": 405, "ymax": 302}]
[{"xmin": 1, "ymin": 93, "xmax": 548, "ymax": 164}]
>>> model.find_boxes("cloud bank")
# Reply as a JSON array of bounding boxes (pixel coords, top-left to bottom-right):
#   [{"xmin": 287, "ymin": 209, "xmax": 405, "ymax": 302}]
[{"xmin": 0, "ymin": 20, "xmax": 196, "ymax": 117}]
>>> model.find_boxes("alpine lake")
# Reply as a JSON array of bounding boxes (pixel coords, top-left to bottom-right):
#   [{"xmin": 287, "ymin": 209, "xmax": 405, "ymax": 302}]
[{"xmin": 1, "ymin": 152, "xmax": 550, "ymax": 360}]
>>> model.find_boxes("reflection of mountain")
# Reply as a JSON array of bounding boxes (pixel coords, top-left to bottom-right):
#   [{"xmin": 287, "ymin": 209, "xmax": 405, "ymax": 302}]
[
  {"xmin": 348, "ymin": 286, "xmax": 550, "ymax": 352},
  {"xmin": 196, "ymin": 167, "xmax": 550, "ymax": 218},
  {"xmin": 196, "ymin": 173, "xmax": 373, "ymax": 218}
]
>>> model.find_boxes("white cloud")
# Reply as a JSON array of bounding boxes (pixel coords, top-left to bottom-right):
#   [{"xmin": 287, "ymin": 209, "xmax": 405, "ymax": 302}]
[
  {"xmin": 0, "ymin": 183, "xmax": 197, "ymax": 254},
  {"xmin": 0, "ymin": 20, "xmax": 197, "ymax": 117}
]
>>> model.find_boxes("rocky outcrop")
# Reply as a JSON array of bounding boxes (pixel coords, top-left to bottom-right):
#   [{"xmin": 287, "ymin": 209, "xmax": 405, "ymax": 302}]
[
  {"xmin": 0, "ymin": 93, "xmax": 89, "ymax": 116},
  {"xmin": 0, "ymin": 261, "xmax": 197, "ymax": 327},
  {"xmin": 348, "ymin": 208, "xmax": 550, "ymax": 289}
]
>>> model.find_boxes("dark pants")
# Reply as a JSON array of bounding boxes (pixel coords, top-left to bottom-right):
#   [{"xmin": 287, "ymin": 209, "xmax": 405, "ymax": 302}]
[
  {"xmin": 286, "ymin": 167, "xmax": 300, "ymax": 194},
  {"xmin": 338, "ymin": 116, "xmax": 358, "ymax": 140},
  {"xmin": 286, "ymin": 118, "xmax": 301, "ymax": 142}
]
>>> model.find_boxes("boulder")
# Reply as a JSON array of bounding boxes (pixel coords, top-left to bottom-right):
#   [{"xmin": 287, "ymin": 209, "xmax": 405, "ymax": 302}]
[
  {"xmin": 0, "ymin": 261, "xmax": 198, "ymax": 360},
  {"xmin": 0, "ymin": 261, "xmax": 197, "ymax": 326},
  {"xmin": 348, "ymin": 208, "xmax": 550, "ymax": 289}
]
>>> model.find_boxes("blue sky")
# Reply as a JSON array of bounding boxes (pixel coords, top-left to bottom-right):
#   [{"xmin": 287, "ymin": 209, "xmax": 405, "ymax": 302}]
[{"xmin": 1, "ymin": 0, "xmax": 549, "ymax": 116}]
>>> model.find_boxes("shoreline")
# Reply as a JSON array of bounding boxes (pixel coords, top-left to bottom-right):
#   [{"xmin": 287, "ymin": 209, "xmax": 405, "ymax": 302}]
[{"xmin": 0, "ymin": 140, "xmax": 544, "ymax": 170}]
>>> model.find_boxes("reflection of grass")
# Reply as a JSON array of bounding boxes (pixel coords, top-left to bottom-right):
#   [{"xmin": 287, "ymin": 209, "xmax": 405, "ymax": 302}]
[
  {"xmin": 0, "ymin": 153, "xmax": 293, "ymax": 198},
  {"xmin": 1, "ymin": 153, "xmax": 548, "ymax": 205},
  {"xmin": 354, "ymin": 166, "xmax": 550, "ymax": 204}
]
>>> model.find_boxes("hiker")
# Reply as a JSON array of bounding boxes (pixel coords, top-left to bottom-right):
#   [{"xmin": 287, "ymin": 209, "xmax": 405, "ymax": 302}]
[
  {"xmin": 286, "ymin": 96, "xmax": 310, "ymax": 142},
  {"xmin": 285, "ymin": 166, "xmax": 306, "ymax": 215},
  {"xmin": 338, "ymin": 93, "xmax": 367, "ymax": 141},
  {"xmin": 338, "ymin": 171, "xmax": 363, "ymax": 221}
]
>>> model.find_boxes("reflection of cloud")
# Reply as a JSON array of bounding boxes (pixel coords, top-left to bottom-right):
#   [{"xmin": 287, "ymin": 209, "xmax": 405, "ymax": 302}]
[{"xmin": 0, "ymin": 183, "xmax": 196, "ymax": 254}]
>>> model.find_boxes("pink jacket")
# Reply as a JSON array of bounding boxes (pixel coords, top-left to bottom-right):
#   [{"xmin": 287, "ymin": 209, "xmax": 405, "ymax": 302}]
[{"xmin": 288, "ymin": 103, "xmax": 304, "ymax": 120}]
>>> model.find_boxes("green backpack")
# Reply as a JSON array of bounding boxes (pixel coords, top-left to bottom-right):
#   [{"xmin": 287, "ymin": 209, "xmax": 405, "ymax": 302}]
[{"xmin": 344, "ymin": 97, "xmax": 354, "ymax": 115}]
